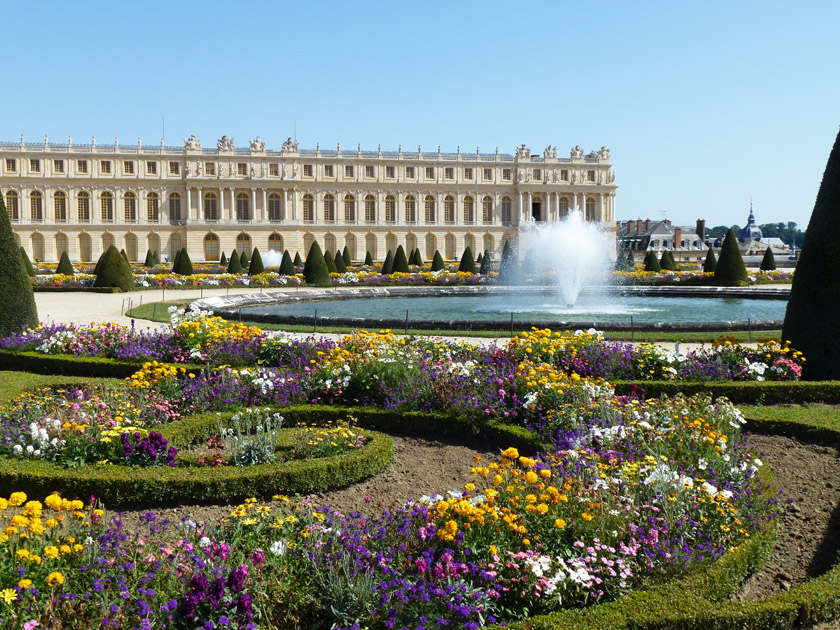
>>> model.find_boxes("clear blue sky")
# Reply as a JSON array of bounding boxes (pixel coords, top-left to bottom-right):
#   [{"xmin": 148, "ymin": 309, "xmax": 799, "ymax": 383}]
[{"xmin": 2, "ymin": 1, "xmax": 838, "ymax": 230}]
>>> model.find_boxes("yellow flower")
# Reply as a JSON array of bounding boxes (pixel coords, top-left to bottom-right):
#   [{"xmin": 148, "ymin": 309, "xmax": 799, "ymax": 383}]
[
  {"xmin": 46, "ymin": 572, "xmax": 64, "ymax": 586},
  {"xmin": 582, "ymin": 512, "xmax": 593, "ymax": 521},
  {"xmin": 9, "ymin": 492, "xmax": 27, "ymax": 507},
  {"xmin": 17, "ymin": 579, "xmax": 32, "ymax": 589},
  {"xmin": 555, "ymin": 518, "xmax": 567, "ymax": 529},
  {"xmin": 44, "ymin": 546, "xmax": 59, "ymax": 559},
  {"xmin": 500, "ymin": 447, "xmax": 519, "ymax": 460},
  {"xmin": 0, "ymin": 498, "xmax": 7, "ymax": 511},
  {"xmin": 1, "ymin": 588, "xmax": 16, "ymax": 604},
  {"xmin": 16, "ymin": 549, "xmax": 30, "ymax": 560}
]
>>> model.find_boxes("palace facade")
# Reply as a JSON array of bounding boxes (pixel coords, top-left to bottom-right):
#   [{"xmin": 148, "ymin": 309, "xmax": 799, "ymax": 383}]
[{"xmin": 1, "ymin": 135, "xmax": 616, "ymax": 264}]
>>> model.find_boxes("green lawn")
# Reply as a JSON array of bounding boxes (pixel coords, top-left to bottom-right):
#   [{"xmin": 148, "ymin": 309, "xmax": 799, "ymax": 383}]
[
  {"xmin": 739, "ymin": 403, "xmax": 840, "ymax": 432},
  {"xmin": 0, "ymin": 371, "xmax": 122, "ymax": 407}
]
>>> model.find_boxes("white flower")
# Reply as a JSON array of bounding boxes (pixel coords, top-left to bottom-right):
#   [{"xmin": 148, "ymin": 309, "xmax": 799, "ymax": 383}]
[
  {"xmin": 199, "ymin": 536, "xmax": 212, "ymax": 548},
  {"xmin": 270, "ymin": 540, "xmax": 287, "ymax": 556}
]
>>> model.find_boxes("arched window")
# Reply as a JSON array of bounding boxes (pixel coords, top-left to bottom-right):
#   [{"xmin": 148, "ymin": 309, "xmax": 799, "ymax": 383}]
[
  {"xmin": 344, "ymin": 195, "xmax": 356, "ymax": 223},
  {"xmin": 268, "ymin": 193, "xmax": 282, "ymax": 222},
  {"xmin": 204, "ymin": 233, "xmax": 220, "ymax": 261},
  {"xmin": 585, "ymin": 197, "xmax": 596, "ymax": 221},
  {"xmin": 125, "ymin": 233, "xmax": 138, "ymax": 261},
  {"xmin": 54, "ymin": 191, "xmax": 67, "ymax": 223},
  {"xmin": 364, "ymin": 195, "xmax": 376, "ymax": 223},
  {"xmin": 236, "ymin": 192, "xmax": 250, "ymax": 222},
  {"xmin": 324, "ymin": 233, "xmax": 336, "ymax": 255},
  {"xmin": 169, "ymin": 233, "xmax": 182, "ymax": 260},
  {"xmin": 77, "ymin": 191, "xmax": 90, "ymax": 223},
  {"xmin": 501, "ymin": 196, "xmax": 512, "ymax": 223},
  {"xmin": 55, "ymin": 233, "xmax": 69, "ymax": 260},
  {"xmin": 102, "ymin": 232, "xmax": 115, "ymax": 253},
  {"xmin": 464, "ymin": 233, "xmax": 475, "ymax": 255},
  {"xmin": 425, "ymin": 233, "xmax": 437, "ymax": 260},
  {"xmin": 445, "ymin": 234, "xmax": 456, "ymax": 259},
  {"xmin": 444, "ymin": 196, "xmax": 455, "ymax": 223},
  {"xmin": 482, "ymin": 196, "xmax": 493, "ymax": 224},
  {"xmin": 384, "ymin": 195, "xmax": 396, "ymax": 223},
  {"xmin": 100, "ymin": 192, "xmax": 114, "ymax": 223},
  {"xmin": 302, "ymin": 194, "xmax": 314, "ymax": 222},
  {"xmin": 323, "ymin": 194, "xmax": 336, "ymax": 222},
  {"xmin": 5, "ymin": 191, "xmax": 19, "ymax": 221},
  {"xmin": 405, "ymin": 195, "xmax": 416, "ymax": 223},
  {"xmin": 236, "ymin": 233, "xmax": 251, "ymax": 254},
  {"xmin": 30, "ymin": 191, "xmax": 43, "ymax": 222},
  {"xmin": 124, "ymin": 192, "xmax": 137, "ymax": 223},
  {"xmin": 31, "ymin": 233, "xmax": 45, "ymax": 262},
  {"xmin": 79, "ymin": 233, "xmax": 92, "ymax": 262},
  {"xmin": 204, "ymin": 192, "xmax": 218, "ymax": 221},
  {"xmin": 559, "ymin": 196, "xmax": 570, "ymax": 218},
  {"xmin": 483, "ymin": 234, "xmax": 494, "ymax": 258},
  {"xmin": 146, "ymin": 193, "xmax": 159, "ymax": 223},
  {"xmin": 268, "ymin": 233, "xmax": 283, "ymax": 252},
  {"xmin": 303, "ymin": 233, "xmax": 315, "ymax": 255},
  {"xmin": 424, "ymin": 196, "xmax": 436, "ymax": 223},
  {"xmin": 344, "ymin": 234, "xmax": 356, "ymax": 261},
  {"xmin": 385, "ymin": 234, "xmax": 397, "ymax": 256},
  {"xmin": 148, "ymin": 233, "xmax": 161, "ymax": 259},
  {"xmin": 168, "ymin": 193, "xmax": 181, "ymax": 222},
  {"xmin": 405, "ymin": 233, "xmax": 417, "ymax": 255},
  {"xmin": 463, "ymin": 196, "xmax": 474, "ymax": 223},
  {"xmin": 365, "ymin": 233, "xmax": 377, "ymax": 260}
]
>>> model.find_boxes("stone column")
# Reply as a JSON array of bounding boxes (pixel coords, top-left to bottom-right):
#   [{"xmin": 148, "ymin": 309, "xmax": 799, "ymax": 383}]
[
  {"xmin": 251, "ymin": 187, "xmax": 257, "ymax": 222},
  {"xmin": 186, "ymin": 188, "xmax": 192, "ymax": 221},
  {"xmin": 262, "ymin": 188, "xmax": 267, "ymax": 222}
]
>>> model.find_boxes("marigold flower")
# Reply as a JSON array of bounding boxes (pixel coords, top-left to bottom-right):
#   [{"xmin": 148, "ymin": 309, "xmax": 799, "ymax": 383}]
[
  {"xmin": 500, "ymin": 447, "xmax": 519, "ymax": 460},
  {"xmin": 46, "ymin": 572, "xmax": 64, "ymax": 586},
  {"xmin": 9, "ymin": 492, "xmax": 27, "ymax": 507},
  {"xmin": 17, "ymin": 579, "xmax": 32, "ymax": 589}
]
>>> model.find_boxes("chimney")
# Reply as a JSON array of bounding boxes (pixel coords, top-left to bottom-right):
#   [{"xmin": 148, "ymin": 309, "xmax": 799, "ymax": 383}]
[
  {"xmin": 696, "ymin": 219, "xmax": 706, "ymax": 242},
  {"xmin": 674, "ymin": 227, "xmax": 682, "ymax": 250},
  {"xmin": 645, "ymin": 219, "xmax": 650, "ymax": 231},
  {"xmin": 664, "ymin": 219, "xmax": 672, "ymax": 227},
  {"xmin": 636, "ymin": 219, "xmax": 642, "ymax": 234}
]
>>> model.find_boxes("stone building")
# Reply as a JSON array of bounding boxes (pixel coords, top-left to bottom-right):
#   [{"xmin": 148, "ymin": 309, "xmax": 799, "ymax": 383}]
[
  {"xmin": 1, "ymin": 135, "xmax": 616, "ymax": 263},
  {"xmin": 616, "ymin": 218, "xmax": 708, "ymax": 264}
]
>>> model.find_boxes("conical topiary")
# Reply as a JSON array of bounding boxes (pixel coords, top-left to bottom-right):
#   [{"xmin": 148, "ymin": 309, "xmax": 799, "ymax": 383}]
[
  {"xmin": 498, "ymin": 241, "xmax": 516, "ymax": 284},
  {"xmin": 479, "ymin": 249, "xmax": 492, "ymax": 275},
  {"xmin": 227, "ymin": 251, "xmax": 243, "ymax": 274},
  {"xmin": 152, "ymin": 250, "xmax": 160, "ymax": 266},
  {"xmin": 476, "ymin": 252, "xmax": 483, "ymax": 264},
  {"xmin": 703, "ymin": 247, "xmax": 717, "ymax": 273},
  {"xmin": 458, "ymin": 247, "xmax": 477, "ymax": 273},
  {"xmin": 783, "ymin": 127, "xmax": 840, "ymax": 379},
  {"xmin": 659, "ymin": 249, "xmax": 677, "ymax": 271},
  {"xmin": 324, "ymin": 250, "xmax": 338, "ymax": 273},
  {"xmin": 94, "ymin": 245, "xmax": 134, "ymax": 291},
  {"xmin": 334, "ymin": 251, "xmax": 347, "ymax": 273},
  {"xmin": 303, "ymin": 241, "xmax": 331, "ymax": 286},
  {"xmin": 380, "ymin": 250, "xmax": 394, "ymax": 275},
  {"xmin": 219, "ymin": 251, "xmax": 228, "ymax": 267},
  {"xmin": 143, "ymin": 249, "xmax": 154, "ymax": 268},
  {"xmin": 248, "ymin": 247, "xmax": 265, "ymax": 276},
  {"xmin": 342, "ymin": 246, "xmax": 351, "ymax": 267},
  {"xmin": 239, "ymin": 249, "xmax": 249, "ymax": 268},
  {"xmin": 392, "ymin": 245, "xmax": 409, "ymax": 273},
  {"xmin": 279, "ymin": 250, "xmax": 295, "ymax": 275},
  {"xmin": 293, "ymin": 252, "xmax": 303, "ymax": 267},
  {"xmin": 413, "ymin": 248, "xmax": 423, "ymax": 267},
  {"xmin": 760, "ymin": 247, "xmax": 776, "ymax": 272},
  {"xmin": 431, "ymin": 250, "xmax": 445, "ymax": 272},
  {"xmin": 643, "ymin": 250, "xmax": 661, "ymax": 272},
  {"xmin": 626, "ymin": 249, "xmax": 636, "ymax": 270},
  {"xmin": 614, "ymin": 250, "xmax": 630, "ymax": 271},
  {"xmin": 364, "ymin": 251, "xmax": 373, "ymax": 266},
  {"xmin": 120, "ymin": 248, "xmax": 130, "ymax": 263},
  {"xmin": 0, "ymin": 194, "xmax": 38, "ymax": 335},
  {"xmin": 173, "ymin": 248, "xmax": 194, "ymax": 276},
  {"xmin": 170, "ymin": 248, "xmax": 182, "ymax": 273},
  {"xmin": 714, "ymin": 229, "xmax": 748, "ymax": 286},
  {"xmin": 20, "ymin": 247, "xmax": 35, "ymax": 278},
  {"xmin": 56, "ymin": 251, "xmax": 74, "ymax": 275}
]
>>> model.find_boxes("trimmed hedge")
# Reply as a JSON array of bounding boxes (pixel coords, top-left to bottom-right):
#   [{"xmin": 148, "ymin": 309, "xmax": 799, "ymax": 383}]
[
  {"xmin": 612, "ymin": 379, "xmax": 840, "ymax": 404},
  {"xmin": 0, "ymin": 350, "xmax": 203, "ymax": 379}
]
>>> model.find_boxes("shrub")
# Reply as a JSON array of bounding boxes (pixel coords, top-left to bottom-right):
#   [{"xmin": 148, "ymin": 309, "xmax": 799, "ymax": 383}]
[
  {"xmin": 239, "ymin": 249, "xmax": 249, "ymax": 268},
  {"xmin": 703, "ymin": 247, "xmax": 718, "ymax": 273},
  {"xmin": 294, "ymin": 251, "xmax": 303, "ymax": 267},
  {"xmin": 458, "ymin": 246, "xmax": 477, "ymax": 273},
  {"xmin": 626, "ymin": 249, "xmax": 636, "ymax": 269},
  {"xmin": 324, "ymin": 250, "xmax": 338, "ymax": 273},
  {"xmin": 364, "ymin": 251, "xmax": 373, "ymax": 266},
  {"xmin": 392, "ymin": 245, "xmax": 409, "ymax": 273},
  {"xmin": 0, "ymin": 195, "xmax": 38, "ymax": 336},
  {"xmin": 55, "ymin": 251, "xmax": 74, "ymax": 275},
  {"xmin": 303, "ymin": 241, "xmax": 331, "ymax": 286},
  {"xmin": 19, "ymin": 247, "xmax": 35, "ymax": 278},
  {"xmin": 760, "ymin": 247, "xmax": 776, "ymax": 271},
  {"xmin": 380, "ymin": 249, "xmax": 394, "ymax": 275},
  {"xmin": 659, "ymin": 249, "xmax": 677, "ymax": 271},
  {"xmin": 784, "ymin": 127, "xmax": 840, "ymax": 380},
  {"xmin": 279, "ymin": 250, "xmax": 295, "ymax": 275},
  {"xmin": 342, "ymin": 245, "xmax": 351, "ymax": 266},
  {"xmin": 480, "ymin": 249, "xmax": 492, "ymax": 275},
  {"xmin": 334, "ymin": 251, "xmax": 347, "ymax": 273},
  {"xmin": 476, "ymin": 251, "xmax": 483, "ymax": 264},
  {"xmin": 715, "ymin": 228, "xmax": 748, "ymax": 286},
  {"xmin": 227, "ymin": 251, "xmax": 243, "ymax": 274},
  {"xmin": 152, "ymin": 250, "xmax": 160, "ymax": 266},
  {"xmin": 643, "ymin": 250, "xmax": 661, "ymax": 272},
  {"xmin": 93, "ymin": 245, "xmax": 134, "ymax": 291},
  {"xmin": 413, "ymin": 248, "xmax": 423, "ymax": 267},
  {"xmin": 219, "ymin": 251, "xmax": 228, "ymax": 267},
  {"xmin": 248, "ymin": 247, "xmax": 265, "ymax": 276},
  {"xmin": 143, "ymin": 249, "xmax": 155, "ymax": 267},
  {"xmin": 170, "ymin": 248, "xmax": 181, "ymax": 273},
  {"xmin": 172, "ymin": 247, "xmax": 194, "ymax": 276},
  {"xmin": 431, "ymin": 250, "xmax": 445, "ymax": 272},
  {"xmin": 498, "ymin": 240, "xmax": 517, "ymax": 283},
  {"xmin": 120, "ymin": 248, "xmax": 129, "ymax": 263}
]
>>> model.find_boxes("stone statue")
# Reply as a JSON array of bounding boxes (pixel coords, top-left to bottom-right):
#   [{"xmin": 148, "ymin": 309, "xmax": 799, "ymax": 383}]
[
  {"xmin": 543, "ymin": 145, "xmax": 557, "ymax": 159},
  {"xmin": 515, "ymin": 144, "xmax": 531, "ymax": 158},
  {"xmin": 610, "ymin": 171, "xmax": 615, "ymax": 183},
  {"xmin": 249, "ymin": 136, "xmax": 266, "ymax": 151},
  {"xmin": 281, "ymin": 137, "xmax": 299, "ymax": 152},
  {"xmin": 196, "ymin": 162, "xmax": 202, "ymax": 176},
  {"xmin": 282, "ymin": 164, "xmax": 287, "ymax": 178},
  {"xmin": 184, "ymin": 135, "xmax": 201, "ymax": 150},
  {"xmin": 217, "ymin": 136, "xmax": 235, "ymax": 151},
  {"xmin": 553, "ymin": 169, "xmax": 559, "ymax": 182},
  {"xmin": 185, "ymin": 163, "xmax": 191, "ymax": 177},
  {"xmin": 571, "ymin": 146, "xmax": 584, "ymax": 159},
  {"xmin": 250, "ymin": 165, "xmax": 256, "ymax": 178},
  {"xmin": 217, "ymin": 164, "xmax": 222, "ymax": 179},
  {"xmin": 572, "ymin": 172, "xmax": 578, "ymax": 183},
  {"xmin": 599, "ymin": 146, "xmax": 610, "ymax": 159},
  {"xmin": 261, "ymin": 163, "xmax": 266, "ymax": 178},
  {"xmin": 293, "ymin": 164, "xmax": 298, "ymax": 177},
  {"xmin": 599, "ymin": 171, "xmax": 605, "ymax": 183},
  {"xmin": 229, "ymin": 161, "xmax": 234, "ymax": 176}
]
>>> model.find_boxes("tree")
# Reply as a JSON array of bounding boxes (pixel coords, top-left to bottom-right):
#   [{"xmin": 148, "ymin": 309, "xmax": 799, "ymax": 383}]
[
  {"xmin": 625, "ymin": 249, "xmax": 636, "ymax": 270},
  {"xmin": 334, "ymin": 251, "xmax": 347, "ymax": 273},
  {"xmin": 392, "ymin": 245, "xmax": 409, "ymax": 273},
  {"xmin": 342, "ymin": 246, "xmax": 352, "ymax": 266},
  {"xmin": 248, "ymin": 247, "xmax": 265, "ymax": 276},
  {"xmin": 20, "ymin": 247, "xmax": 35, "ymax": 278},
  {"xmin": 303, "ymin": 241, "xmax": 331, "ymax": 286},
  {"xmin": 0, "ymin": 194, "xmax": 38, "ymax": 335},
  {"xmin": 702, "ymin": 247, "xmax": 717, "ymax": 273},
  {"xmin": 476, "ymin": 252, "xmax": 483, "ymax": 265},
  {"xmin": 143, "ymin": 249, "xmax": 155, "ymax": 268},
  {"xmin": 152, "ymin": 250, "xmax": 160, "ymax": 266},
  {"xmin": 170, "ymin": 248, "xmax": 182, "ymax": 274},
  {"xmin": 714, "ymin": 229, "xmax": 748, "ymax": 286},
  {"xmin": 219, "ymin": 252, "xmax": 228, "ymax": 267},
  {"xmin": 659, "ymin": 249, "xmax": 677, "ymax": 271},
  {"xmin": 173, "ymin": 248, "xmax": 194, "ymax": 276},
  {"xmin": 431, "ymin": 250, "xmax": 445, "ymax": 272},
  {"xmin": 226, "ymin": 251, "xmax": 243, "ymax": 274},
  {"xmin": 279, "ymin": 250, "xmax": 295, "ymax": 275},
  {"xmin": 364, "ymin": 251, "xmax": 373, "ymax": 266},
  {"xmin": 55, "ymin": 251, "xmax": 75, "ymax": 275},
  {"xmin": 239, "ymin": 249, "xmax": 249, "ymax": 268},
  {"xmin": 293, "ymin": 252, "xmax": 303, "ymax": 267},
  {"xmin": 759, "ymin": 247, "xmax": 776, "ymax": 271},
  {"xmin": 380, "ymin": 250, "xmax": 394, "ymax": 275},
  {"xmin": 324, "ymin": 249, "xmax": 338, "ymax": 273},
  {"xmin": 458, "ymin": 246, "xmax": 477, "ymax": 273},
  {"xmin": 479, "ymin": 249, "xmax": 492, "ymax": 275},
  {"xmin": 413, "ymin": 248, "xmax": 423, "ymax": 267},
  {"xmin": 94, "ymin": 245, "xmax": 135, "ymax": 291},
  {"xmin": 120, "ymin": 249, "xmax": 130, "ymax": 264},
  {"xmin": 783, "ymin": 128, "xmax": 840, "ymax": 379},
  {"xmin": 498, "ymin": 241, "xmax": 516, "ymax": 284},
  {"xmin": 643, "ymin": 250, "xmax": 661, "ymax": 272}
]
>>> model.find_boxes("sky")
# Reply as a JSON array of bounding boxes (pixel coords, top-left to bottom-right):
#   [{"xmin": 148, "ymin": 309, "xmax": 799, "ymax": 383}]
[{"xmin": 1, "ymin": 1, "xmax": 838, "ymax": 230}]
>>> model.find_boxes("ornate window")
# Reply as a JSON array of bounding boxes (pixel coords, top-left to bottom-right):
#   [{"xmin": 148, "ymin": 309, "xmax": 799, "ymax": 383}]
[
  {"xmin": 405, "ymin": 233, "xmax": 417, "ymax": 255},
  {"xmin": 168, "ymin": 193, "xmax": 181, "ymax": 222},
  {"xmin": 54, "ymin": 191, "xmax": 67, "ymax": 223},
  {"xmin": 344, "ymin": 234, "xmax": 356, "ymax": 261},
  {"xmin": 425, "ymin": 233, "xmax": 436, "ymax": 260},
  {"xmin": 501, "ymin": 196, "xmax": 512, "ymax": 223},
  {"xmin": 323, "ymin": 194, "xmax": 336, "ymax": 222},
  {"xmin": 146, "ymin": 193, "xmax": 160, "ymax": 223},
  {"xmin": 483, "ymin": 234, "xmax": 494, "ymax": 258},
  {"xmin": 559, "ymin": 196, "xmax": 569, "ymax": 218},
  {"xmin": 100, "ymin": 192, "xmax": 114, "ymax": 222},
  {"xmin": 5, "ymin": 191, "xmax": 19, "ymax": 221},
  {"xmin": 463, "ymin": 196, "xmax": 474, "ymax": 223},
  {"xmin": 464, "ymin": 233, "xmax": 475, "ymax": 255},
  {"xmin": 79, "ymin": 233, "xmax": 92, "ymax": 262},
  {"xmin": 31, "ymin": 233, "xmax": 45, "ymax": 261},
  {"xmin": 169, "ymin": 234, "xmax": 182, "ymax": 260},
  {"xmin": 302, "ymin": 194, "xmax": 314, "ymax": 222},
  {"xmin": 55, "ymin": 233, "xmax": 69, "ymax": 259},
  {"xmin": 364, "ymin": 195, "xmax": 376, "ymax": 223},
  {"xmin": 268, "ymin": 193, "xmax": 282, "ymax": 222},
  {"xmin": 148, "ymin": 234, "xmax": 161, "ymax": 259},
  {"xmin": 77, "ymin": 192, "xmax": 90, "ymax": 223},
  {"xmin": 204, "ymin": 233, "xmax": 220, "ymax": 261},
  {"xmin": 585, "ymin": 197, "xmax": 596, "ymax": 221},
  {"xmin": 444, "ymin": 196, "xmax": 455, "ymax": 223},
  {"xmin": 102, "ymin": 232, "xmax": 115, "ymax": 253},
  {"xmin": 482, "ymin": 196, "xmax": 493, "ymax": 224},
  {"xmin": 324, "ymin": 233, "xmax": 336, "ymax": 255},
  {"xmin": 236, "ymin": 233, "xmax": 251, "ymax": 255},
  {"xmin": 424, "ymin": 195, "xmax": 435, "ymax": 223},
  {"xmin": 236, "ymin": 192, "xmax": 250, "ymax": 222},
  {"xmin": 385, "ymin": 234, "xmax": 397, "ymax": 256},
  {"xmin": 123, "ymin": 192, "xmax": 137, "ymax": 223},
  {"xmin": 445, "ymin": 233, "xmax": 456, "ymax": 259},
  {"xmin": 344, "ymin": 195, "xmax": 356, "ymax": 223},
  {"xmin": 30, "ymin": 191, "xmax": 43, "ymax": 222},
  {"xmin": 404, "ymin": 195, "xmax": 416, "ymax": 223},
  {"xmin": 125, "ymin": 233, "xmax": 138, "ymax": 261},
  {"xmin": 204, "ymin": 193, "xmax": 218, "ymax": 221},
  {"xmin": 365, "ymin": 233, "xmax": 377, "ymax": 260},
  {"xmin": 384, "ymin": 195, "xmax": 396, "ymax": 223},
  {"xmin": 268, "ymin": 233, "xmax": 283, "ymax": 252}
]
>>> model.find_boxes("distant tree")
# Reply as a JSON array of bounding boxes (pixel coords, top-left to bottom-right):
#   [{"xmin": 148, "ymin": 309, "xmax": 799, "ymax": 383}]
[
  {"xmin": 248, "ymin": 247, "xmax": 265, "ymax": 276},
  {"xmin": 364, "ymin": 251, "xmax": 373, "ymax": 266},
  {"xmin": 759, "ymin": 222, "xmax": 805, "ymax": 249},
  {"xmin": 239, "ymin": 249, "xmax": 249, "ymax": 268},
  {"xmin": 659, "ymin": 249, "xmax": 677, "ymax": 271},
  {"xmin": 392, "ymin": 245, "xmax": 409, "ymax": 273},
  {"xmin": 173, "ymin": 248, "xmax": 194, "ymax": 276},
  {"xmin": 143, "ymin": 249, "xmax": 155, "ymax": 268},
  {"xmin": 458, "ymin": 246, "xmax": 477, "ymax": 273},
  {"xmin": 431, "ymin": 250, "xmax": 445, "ymax": 272},
  {"xmin": 219, "ymin": 252, "xmax": 228, "ymax": 267},
  {"xmin": 293, "ymin": 252, "xmax": 303, "ymax": 267},
  {"xmin": 479, "ymin": 249, "xmax": 492, "ymax": 275},
  {"xmin": 0, "ymin": 194, "xmax": 38, "ymax": 335},
  {"xmin": 413, "ymin": 248, "xmax": 424, "ymax": 267},
  {"xmin": 95, "ymin": 245, "xmax": 135, "ymax": 291},
  {"xmin": 55, "ymin": 251, "xmax": 75, "ymax": 275},
  {"xmin": 380, "ymin": 250, "xmax": 394, "ymax": 275},
  {"xmin": 120, "ymin": 249, "xmax": 130, "ymax": 263},
  {"xmin": 643, "ymin": 250, "xmax": 661, "ymax": 272},
  {"xmin": 625, "ymin": 249, "xmax": 636, "ymax": 269},
  {"xmin": 476, "ymin": 251, "xmax": 483, "ymax": 265},
  {"xmin": 152, "ymin": 250, "xmax": 160, "ymax": 266},
  {"xmin": 170, "ymin": 248, "xmax": 182, "ymax": 274},
  {"xmin": 714, "ymin": 229, "xmax": 748, "ymax": 286},
  {"xmin": 759, "ymin": 247, "xmax": 776, "ymax": 271},
  {"xmin": 498, "ymin": 241, "xmax": 517, "ymax": 284},
  {"xmin": 702, "ymin": 247, "xmax": 717, "ymax": 273},
  {"xmin": 279, "ymin": 250, "xmax": 296, "ymax": 275},
  {"xmin": 303, "ymin": 241, "xmax": 331, "ymax": 286},
  {"xmin": 19, "ymin": 247, "xmax": 35, "ymax": 278},
  {"xmin": 324, "ymin": 250, "xmax": 338, "ymax": 273},
  {"xmin": 342, "ymin": 245, "xmax": 351, "ymax": 266},
  {"xmin": 334, "ymin": 251, "xmax": 347, "ymax": 273},
  {"xmin": 226, "ymin": 251, "xmax": 243, "ymax": 274}
]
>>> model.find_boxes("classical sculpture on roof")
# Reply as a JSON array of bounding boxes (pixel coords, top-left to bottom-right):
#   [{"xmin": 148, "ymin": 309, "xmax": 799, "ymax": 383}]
[
  {"xmin": 217, "ymin": 136, "xmax": 235, "ymax": 151},
  {"xmin": 570, "ymin": 145, "xmax": 584, "ymax": 159},
  {"xmin": 599, "ymin": 146, "xmax": 610, "ymax": 159},
  {"xmin": 543, "ymin": 145, "xmax": 557, "ymax": 159},
  {"xmin": 515, "ymin": 144, "xmax": 531, "ymax": 158},
  {"xmin": 281, "ymin": 137, "xmax": 299, "ymax": 152},
  {"xmin": 249, "ymin": 136, "xmax": 266, "ymax": 151},
  {"xmin": 184, "ymin": 135, "xmax": 201, "ymax": 150}
]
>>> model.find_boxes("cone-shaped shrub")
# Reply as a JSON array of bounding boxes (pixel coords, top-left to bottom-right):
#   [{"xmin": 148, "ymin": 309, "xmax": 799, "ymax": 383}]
[
  {"xmin": 342, "ymin": 246, "xmax": 351, "ymax": 266},
  {"xmin": 0, "ymin": 195, "xmax": 38, "ymax": 335},
  {"xmin": 152, "ymin": 250, "xmax": 160, "ymax": 266},
  {"xmin": 334, "ymin": 251, "xmax": 347, "ymax": 273},
  {"xmin": 614, "ymin": 251, "xmax": 629, "ymax": 271},
  {"xmin": 714, "ymin": 229, "xmax": 748, "ymax": 286},
  {"xmin": 120, "ymin": 249, "xmax": 130, "ymax": 263},
  {"xmin": 479, "ymin": 250, "xmax": 492, "ymax": 275},
  {"xmin": 170, "ymin": 248, "xmax": 182, "ymax": 273},
  {"xmin": 659, "ymin": 249, "xmax": 677, "ymax": 271},
  {"xmin": 431, "ymin": 250, "xmax": 445, "ymax": 272},
  {"xmin": 643, "ymin": 250, "xmax": 661, "ymax": 272},
  {"xmin": 380, "ymin": 250, "xmax": 394, "ymax": 275},
  {"xmin": 143, "ymin": 249, "xmax": 154, "ymax": 268},
  {"xmin": 239, "ymin": 250, "xmax": 248, "ymax": 268},
  {"xmin": 364, "ymin": 251, "xmax": 373, "ymax": 266},
  {"xmin": 219, "ymin": 252, "xmax": 228, "ymax": 267},
  {"xmin": 476, "ymin": 252, "xmax": 483, "ymax": 264},
  {"xmin": 293, "ymin": 252, "xmax": 303, "ymax": 267},
  {"xmin": 324, "ymin": 250, "xmax": 338, "ymax": 273},
  {"xmin": 393, "ymin": 245, "xmax": 409, "ymax": 273},
  {"xmin": 94, "ymin": 245, "xmax": 134, "ymax": 291},
  {"xmin": 303, "ymin": 241, "xmax": 331, "ymax": 286},
  {"xmin": 413, "ymin": 249, "xmax": 424, "ymax": 267},
  {"xmin": 55, "ymin": 251, "xmax": 74, "ymax": 275},
  {"xmin": 227, "ymin": 252, "xmax": 243, "ymax": 274},
  {"xmin": 248, "ymin": 248, "xmax": 265, "ymax": 276},
  {"xmin": 703, "ymin": 247, "xmax": 717, "ymax": 273},
  {"xmin": 20, "ymin": 247, "xmax": 35, "ymax": 277},
  {"xmin": 784, "ymin": 128, "xmax": 840, "ymax": 379},
  {"xmin": 760, "ymin": 247, "xmax": 776, "ymax": 271},
  {"xmin": 498, "ymin": 241, "xmax": 516, "ymax": 284},
  {"xmin": 626, "ymin": 250, "xmax": 636, "ymax": 269},
  {"xmin": 279, "ymin": 250, "xmax": 295, "ymax": 275},
  {"xmin": 458, "ymin": 247, "xmax": 477, "ymax": 273},
  {"xmin": 173, "ymin": 248, "xmax": 194, "ymax": 276}
]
